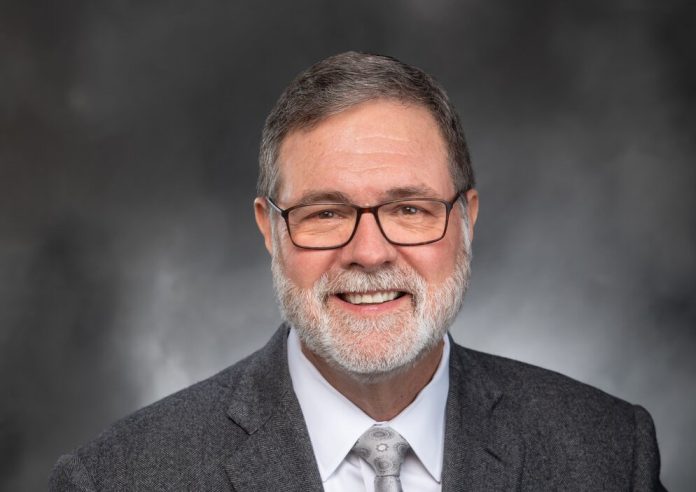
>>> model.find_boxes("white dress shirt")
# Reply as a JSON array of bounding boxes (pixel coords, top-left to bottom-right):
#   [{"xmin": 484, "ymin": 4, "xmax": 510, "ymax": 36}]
[{"xmin": 287, "ymin": 327, "xmax": 450, "ymax": 492}]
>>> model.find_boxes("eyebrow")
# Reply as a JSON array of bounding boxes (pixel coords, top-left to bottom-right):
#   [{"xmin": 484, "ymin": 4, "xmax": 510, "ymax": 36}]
[
  {"xmin": 379, "ymin": 185, "xmax": 441, "ymax": 200},
  {"xmin": 295, "ymin": 190, "xmax": 352, "ymax": 205},
  {"xmin": 294, "ymin": 185, "xmax": 442, "ymax": 205}
]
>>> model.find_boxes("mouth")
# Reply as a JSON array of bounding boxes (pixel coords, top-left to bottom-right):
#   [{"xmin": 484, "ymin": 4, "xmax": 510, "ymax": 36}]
[{"xmin": 336, "ymin": 290, "xmax": 407, "ymax": 305}]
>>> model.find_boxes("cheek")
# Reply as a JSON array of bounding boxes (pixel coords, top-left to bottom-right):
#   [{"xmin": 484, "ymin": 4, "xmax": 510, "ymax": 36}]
[
  {"xmin": 401, "ymin": 226, "xmax": 461, "ymax": 284},
  {"xmin": 404, "ymin": 249, "xmax": 456, "ymax": 284},
  {"xmin": 282, "ymin": 248, "xmax": 338, "ymax": 289}
]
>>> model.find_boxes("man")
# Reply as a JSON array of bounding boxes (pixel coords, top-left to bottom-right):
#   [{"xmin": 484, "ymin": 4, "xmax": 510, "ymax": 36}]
[{"xmin": 50, "ymin": 52, "xmax": 665, "ymax": 491}]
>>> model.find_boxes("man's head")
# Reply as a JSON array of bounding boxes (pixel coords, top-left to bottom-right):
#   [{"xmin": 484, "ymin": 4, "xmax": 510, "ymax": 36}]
[
  {"xmin": 257, "ymin": 51, "xmax": 474, "ymax": 199},
  {"xmin": 254, "ymin": 52, "xmax": 479, "ymax": 382}
]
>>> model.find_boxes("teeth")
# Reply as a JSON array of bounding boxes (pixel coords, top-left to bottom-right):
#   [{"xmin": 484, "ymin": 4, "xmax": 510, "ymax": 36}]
[{"xmin": 343, "ymin": 291, "xmax": 400, "ymax": 305}]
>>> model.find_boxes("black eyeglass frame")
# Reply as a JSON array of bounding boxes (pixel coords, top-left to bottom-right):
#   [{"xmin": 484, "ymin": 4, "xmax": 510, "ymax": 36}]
[{"xmin": 266, "ymin": 192, "xmax": 465, "ymax": 250}]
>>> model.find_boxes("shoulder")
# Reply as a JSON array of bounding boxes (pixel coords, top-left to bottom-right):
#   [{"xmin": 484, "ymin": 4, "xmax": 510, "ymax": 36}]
[
  {"xmin": 460, "ymin": 343, "xmax": 630, "ymax": 398},
  {"xmin": 449, "ymin": 342, "xmax": 663, "ymax": 488},
  {"xmin": 49, "ymin": 329, "xmax": 288, "ymax": 490},
  {"xmin": 452, "ymin": 342, "xmax": 642, "ymax": 429},
  {"xmin": 81, "ymin": 360, "xmax": 244, "ymax": 455}
]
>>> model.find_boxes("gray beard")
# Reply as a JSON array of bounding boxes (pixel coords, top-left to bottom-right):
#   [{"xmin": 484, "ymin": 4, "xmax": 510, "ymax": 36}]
[{"xmin": 271, "ymin": 217, "xmax": 472, "ymax": 383}]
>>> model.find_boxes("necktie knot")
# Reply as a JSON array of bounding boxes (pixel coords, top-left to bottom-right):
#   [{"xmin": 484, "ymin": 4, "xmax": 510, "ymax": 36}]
[{"xmin": 353, "ymin": 425, "xmax": 410, "ymax": 491}]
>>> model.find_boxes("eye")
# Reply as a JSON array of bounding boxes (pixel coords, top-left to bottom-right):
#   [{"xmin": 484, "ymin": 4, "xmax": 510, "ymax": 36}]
[
  {"xmin": 302, "ymin": 207, "xmax": 348, "ymax": 221},
  {"xmin": 398, "ymin": 205, "xmax": 422, "ymax": 215},
  {"xmin": 315, "ymin": 210, "xmax": 336, "ymax": 219}
]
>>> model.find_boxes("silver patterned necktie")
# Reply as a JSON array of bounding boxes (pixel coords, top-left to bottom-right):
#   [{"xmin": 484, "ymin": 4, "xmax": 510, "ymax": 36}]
[{"xmin": 352, "ymin": 425, "xmax": 411, "ymax": 492}]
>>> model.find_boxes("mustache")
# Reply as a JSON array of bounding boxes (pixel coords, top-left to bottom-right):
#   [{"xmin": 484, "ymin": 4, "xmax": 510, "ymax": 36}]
[{"xmin": 317, "ymin": 267, "xmax": 426, "ymax": 296}]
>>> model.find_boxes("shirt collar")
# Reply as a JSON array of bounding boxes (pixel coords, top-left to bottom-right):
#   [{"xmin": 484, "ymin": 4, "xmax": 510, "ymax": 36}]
[{"xmin": 287, "ymin": 327, "xmax": 450, "ymax": 483}]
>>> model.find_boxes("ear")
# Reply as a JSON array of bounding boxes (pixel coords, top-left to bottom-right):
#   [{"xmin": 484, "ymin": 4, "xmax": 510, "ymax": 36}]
[
  {"xmin": 254, "ymin": 197, "xmax": 274, "ymax": 255},
  {"xmin": 464, "ymin": 188, "xmax": 479, "ymax": 240}
]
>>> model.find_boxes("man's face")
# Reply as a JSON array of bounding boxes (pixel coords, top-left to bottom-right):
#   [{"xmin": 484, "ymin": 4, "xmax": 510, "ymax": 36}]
[{"xmin": 255, "ymin": 99, "xmax": 478, "ymax": 380}]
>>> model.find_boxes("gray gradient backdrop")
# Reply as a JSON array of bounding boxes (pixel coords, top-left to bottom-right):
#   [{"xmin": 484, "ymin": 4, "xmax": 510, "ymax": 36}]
[{"xmin": 1, "ymin": 1, "xmax": 694, "ymax": 490}]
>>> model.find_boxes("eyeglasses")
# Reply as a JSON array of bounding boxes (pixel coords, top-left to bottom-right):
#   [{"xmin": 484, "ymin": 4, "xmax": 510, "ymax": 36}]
[{"xmin": 266, "ymin": 193, "xmax": 463, "ymax": 250}]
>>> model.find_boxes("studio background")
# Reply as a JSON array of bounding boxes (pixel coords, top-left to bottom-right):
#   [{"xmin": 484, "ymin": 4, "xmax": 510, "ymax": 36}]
[{"xmin": 1, "ymin": 1, "xmax": 694, "ymax": 490}]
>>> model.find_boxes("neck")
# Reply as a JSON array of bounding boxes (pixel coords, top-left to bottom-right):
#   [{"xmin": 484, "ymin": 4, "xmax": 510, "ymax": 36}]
[{"xmin": 301, "ymin": 340, "xmax": 445, "ymax": 421}]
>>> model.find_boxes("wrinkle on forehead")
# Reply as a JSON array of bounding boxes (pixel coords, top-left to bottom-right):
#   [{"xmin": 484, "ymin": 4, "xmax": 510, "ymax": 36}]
[{"xmin": 324, "ymin": 129, "xmax": 440, "ymax": 161}]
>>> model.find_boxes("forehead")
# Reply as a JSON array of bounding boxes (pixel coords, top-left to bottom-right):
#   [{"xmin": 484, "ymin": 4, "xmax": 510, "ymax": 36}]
[{"xmin": 276, "ymin": 99, "xmax": 453, "ymax": 204}]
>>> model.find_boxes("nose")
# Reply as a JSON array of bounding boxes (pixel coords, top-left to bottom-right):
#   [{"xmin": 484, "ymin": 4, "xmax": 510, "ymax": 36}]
[{"xmin": 338, "ymin": 212, "xmax": 398, "ymax": 270}]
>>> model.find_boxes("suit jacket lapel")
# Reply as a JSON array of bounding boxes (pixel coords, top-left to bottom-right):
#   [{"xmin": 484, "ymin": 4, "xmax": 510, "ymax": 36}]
[
  {"xmin": 223, "ymin": 325, "xmax": 323, "ymax": 491},
  {"xmin": 442, "ymin": 338, "xmax": 524, "ymax": 491}
]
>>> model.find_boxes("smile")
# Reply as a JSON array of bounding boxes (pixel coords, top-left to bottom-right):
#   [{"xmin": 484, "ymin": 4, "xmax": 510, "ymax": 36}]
[{"xmin": 337, "ymin": 290, "xmax": 406, "ymax": 305}]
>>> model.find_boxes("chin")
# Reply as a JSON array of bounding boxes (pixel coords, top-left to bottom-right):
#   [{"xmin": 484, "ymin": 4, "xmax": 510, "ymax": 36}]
[
  {"xmin": 297, "ymin": 310, "xmax": 446, "ymax": 383},
  {"xmin": 329, "ymin": 344, "xmax": 436, "ymax": 385}
]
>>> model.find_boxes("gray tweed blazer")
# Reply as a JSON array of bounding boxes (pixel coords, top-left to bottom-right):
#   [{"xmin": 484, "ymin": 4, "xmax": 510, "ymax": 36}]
[{"xmin": 49, "ymin": 325, "xmax": 665, "ymax": 491}]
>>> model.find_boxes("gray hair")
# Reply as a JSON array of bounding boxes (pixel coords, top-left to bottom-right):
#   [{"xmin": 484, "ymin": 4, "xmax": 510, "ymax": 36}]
[{"xmin": 257, "ymin": 51, "xmax": 474, "ymax": 199}]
